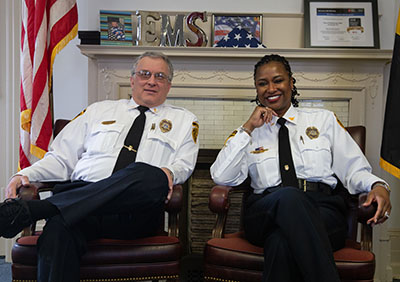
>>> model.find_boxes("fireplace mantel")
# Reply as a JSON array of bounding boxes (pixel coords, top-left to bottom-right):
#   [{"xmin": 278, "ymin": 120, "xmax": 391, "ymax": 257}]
[{"xmin": 78, "ymin": 45, "xmax": 392, "ymax": 61}]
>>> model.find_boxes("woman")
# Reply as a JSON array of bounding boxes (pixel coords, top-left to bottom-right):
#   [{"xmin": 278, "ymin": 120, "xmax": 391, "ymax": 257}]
[{"xmin": 210, "ymin": 54, "xmax": 391, "ymax": 282}]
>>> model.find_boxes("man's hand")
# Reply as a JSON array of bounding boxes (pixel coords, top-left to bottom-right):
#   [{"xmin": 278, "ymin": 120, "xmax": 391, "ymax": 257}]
[
  {"xmin": 6, "ymin": 175, "xmax": 30, "ymax": 199},
  {"xmin": 363, "ymin": 184, "xmax": 391, "ymax": 226},
  {"xmin": 160, "ymin": 167, "xmax": 173, "ymax": 203}
]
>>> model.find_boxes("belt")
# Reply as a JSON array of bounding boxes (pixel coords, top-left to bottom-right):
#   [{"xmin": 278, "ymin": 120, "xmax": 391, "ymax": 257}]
[
  {"xmin": 297, "ymin": 179, "xmax": 332, "ymax": 195},
  {"xmin": 264, "ymin": 179, "xmax": 332, "ymax": 195}
]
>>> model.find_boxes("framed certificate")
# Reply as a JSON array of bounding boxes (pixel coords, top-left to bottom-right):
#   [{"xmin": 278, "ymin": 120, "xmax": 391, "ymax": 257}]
[{"xmin": 304, "ymin": 0, "xmax": 379, "ymax": 48}]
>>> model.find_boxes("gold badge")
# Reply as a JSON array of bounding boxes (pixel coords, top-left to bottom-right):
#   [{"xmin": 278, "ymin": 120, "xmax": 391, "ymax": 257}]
[
  {"xmin": 250, "ymin": 146, "xmax": 269, "ymax": 154},
  {"xmin": 306, "ymin": 126, "xmax": 319, "ymax": 139},
  {"xmin": 159, "ymin": 119, "xmax": 172, "ymax": 133},
  {"xmin": 192, "ymin": 122, "xmax": 199, "ymax": 143},
  {"xmin": 101, "ymin": 120, "xmax": 116, "ymax": 125}
]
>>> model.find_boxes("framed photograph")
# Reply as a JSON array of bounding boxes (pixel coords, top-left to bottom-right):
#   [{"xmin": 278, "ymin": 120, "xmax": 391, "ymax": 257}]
[
  {"xmin": 100, "ymin": 10, "xmax": 133, "ymax": 46},
  {"xmin": 212, "ymin": 14, "xmax": 263, "ymax": 47},
  {"xmin": 304, "ymin": 0, "xmax": 379, "ymax": 48}
]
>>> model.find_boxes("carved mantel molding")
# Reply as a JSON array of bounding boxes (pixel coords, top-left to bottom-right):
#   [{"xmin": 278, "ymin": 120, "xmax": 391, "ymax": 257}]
[{"xmin": 78, "ymin": 45, "xmax": 392, "ymax": 60}]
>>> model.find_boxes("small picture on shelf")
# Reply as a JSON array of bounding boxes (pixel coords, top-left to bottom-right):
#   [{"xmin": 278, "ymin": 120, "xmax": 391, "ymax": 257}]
[{"xmin": 100, "ymin": 10, "xmax": 133, "ymax": 46}]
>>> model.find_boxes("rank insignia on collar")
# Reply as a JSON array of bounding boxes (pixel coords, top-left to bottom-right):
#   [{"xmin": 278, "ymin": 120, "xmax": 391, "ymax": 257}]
[
  {"xmin": 250, "ymin": 146, "xmax": 269, "ymax": 154},
  {"xmin": 159, "ymin": 119, "xmax": 172, "ymax": 133},
  {"xmin": 306, "ymin": 126, "xmax": 319, "ymax": 139},
  {"xmin": 192, "ymin": 122, "xmax": 199, "ymax": 143},
  {"xmin": 151, "ymin": 123, "xmax": 156, "ymax": 130}
]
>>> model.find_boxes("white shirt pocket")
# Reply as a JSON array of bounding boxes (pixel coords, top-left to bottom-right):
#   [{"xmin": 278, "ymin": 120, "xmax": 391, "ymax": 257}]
[
  {"xmin": 147, "ymin": 130, "xmax": 178, "ymax": 152},
  {"xmin": 299, "ymin": 137, "xmax": 332, "ymax": 177},
  {"xmin": 248, "ymin": 148, "xmax": 280, "ymax": 188},
  {"xmin": 86, "ymin": 123, "xmax": 125, "ymax": 155}
]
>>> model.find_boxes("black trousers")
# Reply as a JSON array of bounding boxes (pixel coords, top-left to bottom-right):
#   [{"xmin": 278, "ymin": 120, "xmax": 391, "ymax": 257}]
[
  {"xmin": 36, "ymin": 162, "xmax": 169, "ymax": 282},
  {"xmin": 243, "ymin": 186, "xmax": 347, "ymax": 282}
]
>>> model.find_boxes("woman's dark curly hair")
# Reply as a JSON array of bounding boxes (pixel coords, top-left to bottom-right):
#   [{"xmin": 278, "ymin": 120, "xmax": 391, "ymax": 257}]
[{"xmin": 252, "ymin": 54, "xmax": 299, "ymax": 107}]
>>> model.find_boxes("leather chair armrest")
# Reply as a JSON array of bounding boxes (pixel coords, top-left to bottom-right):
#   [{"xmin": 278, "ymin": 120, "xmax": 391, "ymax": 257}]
[
  {"xmin": 357, "ymin": 193, "xmax": 376, "ymax": 251},
  {"xmin": 209, "ymin": 185, "xmax": 251, "ymax": 214},
  {"xmin": 17, "ymin": 182, "xmax": 58, "ymax": 236},
  {"xmin": 209, "ymin": 185, "xmax": 234, "ymax": 214},
  {"xmin": 166, "ymin": 185, "xmax": 183, "ymax": 238},
  {"xmin": 18, "ymin": 185, "xmax": 39, "ymax": 201},
  {"xmin": 165, "ymin": 185, "xmax": 183, "ymax": 213},
  {"xmin": 357, "ymin": 193, "xmax": 377, "ymax": 224},
  {"xmin": 209, "ymin": 184, "xmax": 252, "ymax": 238}
]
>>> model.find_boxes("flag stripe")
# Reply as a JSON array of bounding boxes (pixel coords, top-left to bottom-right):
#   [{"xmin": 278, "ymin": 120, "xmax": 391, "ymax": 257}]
[
  {"xmin": 380, "ymin": 158, "xmax": 400, "ymax": 178},
  {"xmin": 397, "ymin": 9, "xmax": 400, "ymax": 36},
  {"xmin": 19, "ymin": 0, "xmax": 77, "ymax": 170}
]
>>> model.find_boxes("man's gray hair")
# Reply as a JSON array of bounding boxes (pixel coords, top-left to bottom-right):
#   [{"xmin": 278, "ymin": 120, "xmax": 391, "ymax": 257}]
[{"xmin": 130, "ymin": 51, "xmax": 174, "ymax": 82}]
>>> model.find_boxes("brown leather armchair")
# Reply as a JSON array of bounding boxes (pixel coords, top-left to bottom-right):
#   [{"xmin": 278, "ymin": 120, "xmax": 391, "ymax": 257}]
[
  {"xmin": 11, "ymin": 119, "xmax": 183, "ymax": 282},
  {"xmin": 204, "ymin": 126, "xmax": 377, "ymax": 282}
]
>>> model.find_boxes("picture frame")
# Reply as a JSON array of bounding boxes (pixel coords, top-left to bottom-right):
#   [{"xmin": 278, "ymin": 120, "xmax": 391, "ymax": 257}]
[
  {"xmin": 100, "ymin": 10, "xmax": 133, "ymax": 46},
  {"xmin": 304, "ymin": 0, "xmax": 379, "ymax": 48},
  {"xmin": 211, "ymin": 13, "xmax": 263, "ymax": 46}
]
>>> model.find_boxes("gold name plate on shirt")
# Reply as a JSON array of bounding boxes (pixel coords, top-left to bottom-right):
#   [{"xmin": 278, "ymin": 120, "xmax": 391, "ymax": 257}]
[{"xmin": 102, "ymin": 120, "xmax": 116, "ymax": 125}]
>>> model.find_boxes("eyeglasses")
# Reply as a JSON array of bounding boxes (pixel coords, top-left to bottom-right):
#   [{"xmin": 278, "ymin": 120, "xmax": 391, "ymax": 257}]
[{"xmin": 135, "ymin": 70, "xmax": 171, "ymax": 82}]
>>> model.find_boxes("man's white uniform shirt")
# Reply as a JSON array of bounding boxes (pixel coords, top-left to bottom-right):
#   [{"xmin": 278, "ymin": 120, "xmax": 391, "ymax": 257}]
[
  {"xmin": 19, "ymin": 99, "xmax": 200, "ymax": 184},
  {"xmin": 211, "ymin": 106, "xmax": 385, "ymax": 195}
]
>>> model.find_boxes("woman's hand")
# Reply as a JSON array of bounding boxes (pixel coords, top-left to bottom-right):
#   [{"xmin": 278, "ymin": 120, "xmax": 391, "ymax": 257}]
[
  {"xmin": 242, "ymin": 106, "xmax": 278, "ymax": 133},
  {"xmin": 363, "ymin": 184, "xmax": 391, "ymax": 226}
]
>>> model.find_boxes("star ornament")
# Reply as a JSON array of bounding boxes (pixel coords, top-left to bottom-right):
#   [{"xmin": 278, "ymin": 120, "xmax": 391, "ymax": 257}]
[{"xmin": 234, "ymin": 33, "xmax": 242, "ymax": 41}]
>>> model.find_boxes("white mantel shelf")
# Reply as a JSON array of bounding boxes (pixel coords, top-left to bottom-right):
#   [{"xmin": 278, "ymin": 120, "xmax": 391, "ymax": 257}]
[{"xmin": 78, "ymin": 45, "xmax": 392, "ymax": 61}]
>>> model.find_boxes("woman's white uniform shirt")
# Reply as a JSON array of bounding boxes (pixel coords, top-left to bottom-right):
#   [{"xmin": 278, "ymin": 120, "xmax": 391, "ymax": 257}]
[{"xmin": 211, "ymin": 105, "xmax": 386, "ymax": 195}]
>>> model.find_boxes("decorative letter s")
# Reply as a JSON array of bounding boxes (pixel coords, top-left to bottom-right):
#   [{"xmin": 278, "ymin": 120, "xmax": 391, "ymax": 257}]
[{"xmin": 186, "ymin": 12, "xmax": 208, "ymax": 47}]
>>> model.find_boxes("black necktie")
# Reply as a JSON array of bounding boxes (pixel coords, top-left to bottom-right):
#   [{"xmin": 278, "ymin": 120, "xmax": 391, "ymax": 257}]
[
  {"xmin": 113, "ymin": 105, "xmax": 149, "ymax": 173},
  {"xmin": 277, "ymin": 117, "xmax": 298, "ymax": 188}
]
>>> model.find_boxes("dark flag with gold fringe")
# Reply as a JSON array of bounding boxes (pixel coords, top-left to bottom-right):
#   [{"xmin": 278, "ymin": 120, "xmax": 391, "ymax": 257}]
[{"xmin": 380, "ymin": 9, "xmax": 400, "ymax": 178}]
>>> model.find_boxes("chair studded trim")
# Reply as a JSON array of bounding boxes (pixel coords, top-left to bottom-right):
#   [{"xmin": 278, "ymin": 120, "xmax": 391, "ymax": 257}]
[
  {"xmin": 204, "ymin": 276, "xmax": 240, "ymax": 282},
  {"xmin": 13, "ymin": 275, "xmax": 179, "ymax": 282}
]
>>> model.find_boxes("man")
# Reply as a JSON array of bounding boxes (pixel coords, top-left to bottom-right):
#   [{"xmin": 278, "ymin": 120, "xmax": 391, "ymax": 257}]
[{"xmin": 2, "ymin": 51, "xmax": 199, "ymax": 281}]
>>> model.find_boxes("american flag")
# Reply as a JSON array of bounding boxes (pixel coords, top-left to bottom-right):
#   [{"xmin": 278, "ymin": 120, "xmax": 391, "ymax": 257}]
[
  {"xmin": 214, "ymin": 27, "xmax": 266, "ymax": 48},
  {"xmin": 213, "ymin": 15, "xmax": 261, "ymax": 45},
  {"xmin": 20, "ymin": 0, "xmax": 78, "ymax": 170}
]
